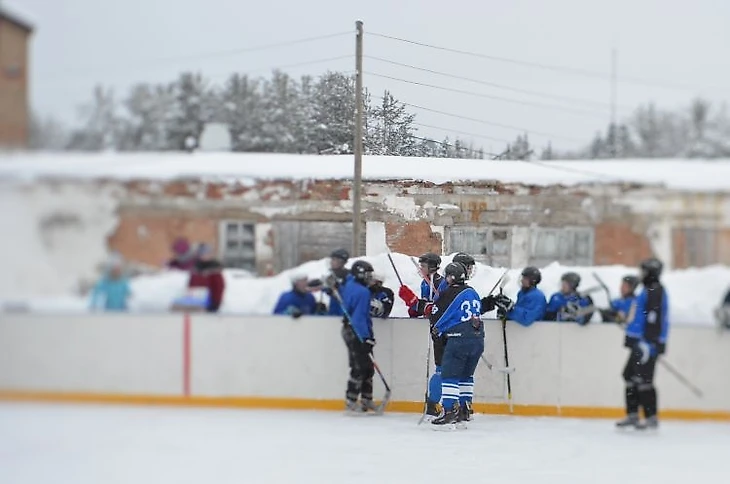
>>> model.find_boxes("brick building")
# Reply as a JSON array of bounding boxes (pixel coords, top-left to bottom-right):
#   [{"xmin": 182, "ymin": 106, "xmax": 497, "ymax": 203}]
[
  {"xmin": 2, "ymin": 153, "xmax": 728, "ymax": 279},
  {"xmin": 0, "ymin": 7, "xmax": 33, "ymax": 148}
]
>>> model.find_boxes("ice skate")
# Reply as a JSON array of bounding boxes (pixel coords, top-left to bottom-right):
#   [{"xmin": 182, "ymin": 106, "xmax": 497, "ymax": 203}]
[
  {"xmin": 458, "ymin": 401, "xmax": 473, "ymax": 422},
  {"xmin": 359, "ymin": 398, "xmax": 383, "ymax": 416},
  {"xmin": 615, "ymin": 413, "xmax": 641, "ymax": 429},
  {"xmin": 431, "ymin": 403, "xmax": 460, "ymax": 431},
  {"xmin": 422, "ymin": 401, "xmax": 442, "ymax": 422},
  {"xmin": 344, "ymin": 399, "xmax": 362, "ymax": 416},
  {"xmin": 636, "ymin": 416, "xmax": 659, "ymax": 430}
]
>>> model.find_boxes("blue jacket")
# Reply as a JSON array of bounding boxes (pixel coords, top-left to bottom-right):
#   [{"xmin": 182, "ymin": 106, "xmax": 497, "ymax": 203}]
[
  {"xmin": 546, "ymin": 292, "xmax": 594, "ymax": 325},
  {"xmin": 342, "ymin": 280, "xmax": 374, "ymax": 340},
  {"xmin": 90, "ymin": 276, "xmax": 131, "ymax": 311},
  {"xmin": 610, "ymin": 296, "xmax": 636, "ymax": 318},
  {"xmin": 430, "ymin": 285, "xmax": 482, "ymax": 335},
  {"xmin": 625, "ymin": 285, "xmax": 669, "ymax": 355},
  {"xmin": 273, "ymin": 290, "xmax": 317, "ymax": 316},
  {"xmin": 507, "ymin": 287, "xmax": 547, "ymax": 327},
  {"xmin": 325, "ymin": 274, "xmax": 353, "ymax": 316}
]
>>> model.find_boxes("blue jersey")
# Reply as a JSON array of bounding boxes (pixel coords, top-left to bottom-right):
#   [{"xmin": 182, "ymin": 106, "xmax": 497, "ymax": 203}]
[
  {"xmin": 429, "ymin": 284, "xmax": 482, "ymax": 335},
  {"xmin": 610, "ymin": 296, "xmax": 636, "ymax": 318},
  {"xmin": 546, "ymin": 292, "xmax": 594, "ymax": 325},
  {"xmin": 625, "ymin": 284, "xmax": 669, "ymax": 354},
  {"xmin": 342, "ymin": 280, "xmax": 374, "ymax": 340},
  {"xmin": 273, "ymin": 290, "xmax": 317, "ymax": 316},
  {"xmin": 420, "ymin": 273, "xmax": 445, "ymax": 301},
  {"xmin": 507, "ymin": 287, "xmax": 547, "ymax": 327}
]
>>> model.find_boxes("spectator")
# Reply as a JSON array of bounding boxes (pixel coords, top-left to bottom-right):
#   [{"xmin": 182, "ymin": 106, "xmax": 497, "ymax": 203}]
[
  {"xmin": 273, "ymin": 273, "xmax": 318, "ymax": 317},
  {"xmin": 544, "ymin": 272, "xmax": 594, "ymax": 325},
  {"xmin": 167, "ymin": 237, "xmax": 196, "ymax": 271},
  {"xmin": 90, "ymin": 256, "xmax": 131, "ymax": 312},
  {"xmin": 171, "ymin": 243, "xmax": 225, "ymax": 313}
]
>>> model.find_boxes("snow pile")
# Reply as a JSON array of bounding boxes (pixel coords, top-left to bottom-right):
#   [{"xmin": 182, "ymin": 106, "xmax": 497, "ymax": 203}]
[
  {"xmin": 3, "ymin": 252, "xmax": 728, "ymax": 327},
  {"xmin": 2, "ymin": 152, "xmax": 730, "ymax": 191},
  {"xmin": 0, "ymin": 182, "xmax": 120, "ymax": 298}
]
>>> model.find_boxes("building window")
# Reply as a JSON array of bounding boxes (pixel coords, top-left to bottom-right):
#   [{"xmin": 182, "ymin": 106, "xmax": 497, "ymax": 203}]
[
  {"xmin": 529, "ymin": 227, "xmax": 594, "ymax": 267},
  {"xmin": 446, "ymin": 226, "xmax": 511, "ymax": 267},
  {"xmin": 219, "ymin": 221, "xmax": 256, "ymax": 271},
  {"xmin": 682, "ymin": 228, "xmax": 716, "ymax": 267}
]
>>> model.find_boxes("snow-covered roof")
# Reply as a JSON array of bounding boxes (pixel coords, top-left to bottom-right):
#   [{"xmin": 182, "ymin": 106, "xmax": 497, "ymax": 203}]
[{"xmin": 1, "ymin": 152, "xmax": 729, "ymax": 192}]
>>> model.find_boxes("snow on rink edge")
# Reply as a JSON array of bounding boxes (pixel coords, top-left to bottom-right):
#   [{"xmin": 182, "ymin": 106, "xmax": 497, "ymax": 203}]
[
  {"xmin": 6, "ymin": 253, "xmax": 730, "ymax": 328},
  {"xmin": 0, "ymin": 402, "xmax": 728, "ymax": 484}
]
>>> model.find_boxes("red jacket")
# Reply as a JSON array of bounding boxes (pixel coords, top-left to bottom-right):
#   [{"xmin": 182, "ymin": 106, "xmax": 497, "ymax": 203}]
[{"xmin": 188, "ymin": 259, "xmax": 225, "ymax": 312}]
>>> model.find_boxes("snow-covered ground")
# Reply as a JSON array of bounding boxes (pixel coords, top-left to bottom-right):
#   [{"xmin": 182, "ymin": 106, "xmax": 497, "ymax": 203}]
[
  {"xmin": 0, "ymin": 403, "xmax": 727, "ymax": 484},
  {"xmin": 2, "ymin": 152, "xmax": 730, "ymax": 191},
  {"xmin": 4, "ymin": 252, "xmax": 729, "ymax": 327}
]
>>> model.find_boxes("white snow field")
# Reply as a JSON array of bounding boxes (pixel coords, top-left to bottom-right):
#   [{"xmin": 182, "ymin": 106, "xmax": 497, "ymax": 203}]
[
  {"xmin": 1, "ymin": 152, "xmax": 730, "ymax": 191},
  {"xmin": 0, "ymin": 403, "xmax": 728, "ymax": 484}
]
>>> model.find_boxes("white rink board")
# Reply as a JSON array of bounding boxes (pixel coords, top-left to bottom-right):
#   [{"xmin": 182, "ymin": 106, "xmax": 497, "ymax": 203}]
[{"xmin": 0, "ymin": 314, "xmax": 729, "ymax": 413}]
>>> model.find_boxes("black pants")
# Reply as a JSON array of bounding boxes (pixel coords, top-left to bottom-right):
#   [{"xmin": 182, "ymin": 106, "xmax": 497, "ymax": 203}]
[
  {"xmin": 622, "ymin": 347, "xmax": 658, "ymax": 418},
  {"xmin": 342, "ymin": 325, "xmax": 375, "ymax": 402},
  {"xmin": 432, "ymin": 333, "xmax": 447, "ymax": 368}
]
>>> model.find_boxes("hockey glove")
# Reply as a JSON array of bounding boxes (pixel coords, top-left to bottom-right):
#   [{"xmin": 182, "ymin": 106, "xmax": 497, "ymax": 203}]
[
  {"xmin": 364, "ymin": 338, "xmax": 376, "ymax": 349},
  {"xmin": 481, "ymin": 295, "xmax": 496, "ymax": 312},
  {"xmin": 314, "ymin": 302, "xmax": 328, "ymax": 314},
  {"xmin": 494, "ymin": 294, "xmax": 514, "ymax": 313},
  {"xmin": 289, "ymin": 307, "xmax": 304, "ymax": 319},
  {"xmin": 398, "ymin": 285, "xmax": 419, "ymax": 307},
  {"xmin": 416, "ymin": 299, "xmax": 434, "ymax": 317}
]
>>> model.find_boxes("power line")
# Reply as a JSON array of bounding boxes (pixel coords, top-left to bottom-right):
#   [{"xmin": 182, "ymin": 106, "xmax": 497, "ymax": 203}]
[
  {"xmin": 405, "ymin": 134, "xmax": 500, "ymax": 158},
  {"xmin": 39, "ymin": 31, "xmax": 353, "ymax": 80},
  {"xmin": 412, "ymin": 122, "xmax": 510, "ymax": 145},
  {"xmin": 366, "ymin": 71, "xmax": 608, "ymax": 118},
  {"xmin": 368, "ymin": 31, "xmax": 728, "ymax": 93},
  {"xmin": 375, "ymin": 95, "xmax": 582, "ymax": 142},
  {"xmin": 514, "ymin": 159, "xmax": 621, "ymax": 181},
  {"xmin": 365, "ymin": 55, "xmax": 621, "ymax": 110}
]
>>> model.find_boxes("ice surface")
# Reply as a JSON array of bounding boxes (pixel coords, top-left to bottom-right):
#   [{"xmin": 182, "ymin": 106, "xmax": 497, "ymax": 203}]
[
  {"xmin": 0, "ymin": 403, "xmax": 727, "ymax": 484},
  {"xmin": 2, "ymin": 152, "xmax": 730, "ymax": 191}
]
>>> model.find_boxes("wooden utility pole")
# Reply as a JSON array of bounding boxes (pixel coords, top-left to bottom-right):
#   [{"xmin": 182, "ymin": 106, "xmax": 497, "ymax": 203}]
[
  {"xmin": 610, "ymin": 48, "xmax": 618, "ymax": 157},
  {"xmin": 352, "ymin": 20, "xmax": 364, "ymax": 256}
]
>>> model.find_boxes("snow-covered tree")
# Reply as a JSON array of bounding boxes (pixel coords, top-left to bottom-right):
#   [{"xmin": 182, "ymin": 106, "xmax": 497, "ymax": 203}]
[
  {"xmin": 66, "ymin": 85, "xmax": 120, "ymax": 151},
  {"xmin": 368, "ymin": 90, "xmax": 417, "ymax": 156},
  {"xmin": 165, "ymin": 72, "xmax": 215, "ymax": 151},
  {"xmin": 29, "ymin": 113, "xmax": 69, "ymax": 150},
  {"xmin": 311, "ymin": 71, "xmax": 356, "ymax": 154},
  {"xmin": 119, "ymin": 83, "xmax": 175, "ymax": 150}
]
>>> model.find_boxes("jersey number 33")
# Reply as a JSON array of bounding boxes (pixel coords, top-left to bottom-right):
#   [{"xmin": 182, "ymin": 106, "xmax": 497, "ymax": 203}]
[{"xmin": 460, "ymin": 300, "xmax": 481, "ymax": 322}]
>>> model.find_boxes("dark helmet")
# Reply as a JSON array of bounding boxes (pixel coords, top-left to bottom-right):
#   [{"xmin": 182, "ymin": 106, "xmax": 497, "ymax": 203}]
[
  {"xmin": 444, "ymin": 262, "xmax": 467, "ymax": 284},
  {"xmin": 561, "ymin": 272, "xmax": 581, "ymax": 291},
  {"xmin": 622, "ymin": 275, "xmax": 640, "ymax": 293},
  {"xmin": 350, "ymin": 260, "xmax": 374, "ymax": 283},
  {"xmin": 418, "ymin": 252, "xmax": 441, "ymax": 272},
  {"xmin": 640, "ymin": 257, "xmax": 663, "ymax": 284},
  {"xmin": 330, "ymin": 248, "xmax": 350, "ymax": 262},
  {"xmin": 521, "ymin": 266, "xmax": 542, "ymax": 285},
  {"xmin": 453, "ymin": 252, "xmax": 476, "ymax": 279}
]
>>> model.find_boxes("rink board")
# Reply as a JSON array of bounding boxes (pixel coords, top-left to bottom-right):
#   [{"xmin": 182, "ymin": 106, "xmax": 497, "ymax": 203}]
[{"xmin": 0, "ymin": 314, "xmax": 728, "ymax": 421}]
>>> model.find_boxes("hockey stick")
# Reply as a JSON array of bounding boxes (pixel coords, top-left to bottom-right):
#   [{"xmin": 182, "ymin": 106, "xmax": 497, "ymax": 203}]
[
  {"xmin": 593, "ymin": 272, "xmax": 703, "ymax": 398},
  {"xmin": 592, "ymin": 272, "xmax": 613, "ymax": 306},
  {"xmin": 410, "ymin": 256, "xmax": 440, "ymax": 300},
  {"xmin": 330, "ymin": 286, "xmax": 392, "ymax": 413},
  {"xmin": 496, "ymin": 275, "xmax": 514, "ymax": 413},
  {"xmin": 417, "ymin": 334, "xmax": 433, "ymax": 425},
  {"xmin": 386, "ymin": 252, "xmax": 405, "ymax": 287}
]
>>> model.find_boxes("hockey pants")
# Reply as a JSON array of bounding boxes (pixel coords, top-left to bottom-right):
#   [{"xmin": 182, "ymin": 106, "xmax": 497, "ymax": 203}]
[
  {"xmin": 440, "ymin": 323, "xmax": 484, "ymax": 410},
  {"xmin": 622, "ymin": 347, "xmax": 658, "ymax": 419},
  {"xmin": 342, "ymin": 325, "xmax": 375, "ymax": 402}
]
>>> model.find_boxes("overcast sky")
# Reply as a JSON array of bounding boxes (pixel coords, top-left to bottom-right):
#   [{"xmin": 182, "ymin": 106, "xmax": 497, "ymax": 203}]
[{"xmin": 7, "ymin": 0, "xmax": 730, "ymax": 152}]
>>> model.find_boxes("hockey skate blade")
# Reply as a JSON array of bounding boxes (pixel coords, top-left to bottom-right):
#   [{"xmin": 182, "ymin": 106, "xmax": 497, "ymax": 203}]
[
  {"xmin": 344, "ymin": 410, "xmax": 383, "ymax": 417},
  {"xmin": 430, "ymin": 422, "xmax": 467, "ymax": 431}
]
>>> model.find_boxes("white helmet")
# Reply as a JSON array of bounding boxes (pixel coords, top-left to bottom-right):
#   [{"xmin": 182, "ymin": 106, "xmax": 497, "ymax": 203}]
[
  {"xmin": 371, "ymin": 272, "xmax": 385, "ymax": 283},
  {"xmin": 289, "ymin": 272, "xmax": 308, "ymax": 284}
]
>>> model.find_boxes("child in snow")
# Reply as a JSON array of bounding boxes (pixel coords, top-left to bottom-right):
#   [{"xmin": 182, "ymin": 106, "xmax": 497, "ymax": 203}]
[{"xmin": 89, "ymin": 257, "xmax": 132, "ymax": 312}]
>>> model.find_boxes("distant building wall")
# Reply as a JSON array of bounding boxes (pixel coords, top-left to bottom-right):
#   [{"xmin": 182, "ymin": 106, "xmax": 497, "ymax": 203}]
[
  {"xmin": 105, "ymin": 179, "xmax": 730, "ymax": 274},
  {"xmin": 0, "ymin": 15, "xmax": 31, "ymax": 148}
]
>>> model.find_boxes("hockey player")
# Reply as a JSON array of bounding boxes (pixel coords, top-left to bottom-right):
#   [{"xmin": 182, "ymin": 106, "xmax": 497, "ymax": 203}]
[
  {"xmin": 600, "ymin": 275, "xmax": 640, "ymax": 323},
  {"xmin": 272, "ymin": 273, "xmax": 318, "ymax": 318},
  {"xmin": 398, "ymin": 252, "xmax": 446, "ymax": 419},
  {"xmin": 340, "ymin": 260, "xmax": 379, "ymax": 413},
  {"xmin": 544, "ymin": 272, "xmax": 594, "ymax": 325},
  {"xmin": 398, "ymin": 252, "xmax": 444, "ymax": 317},
  {"xmin": 452, "ymin": 252, "xmax": 476, "ymax": 280},
  {"xmin": 481, "ymin": 266, "xmax": 547, "ymax": 326},
  {"xmin": 616, "ymin": 257, "xmax": 669, "ymax": 430},
  {"xmin": 715, "ymin": 288, "xmax": 730, "ymax": 330},
  {"xmin": 429, "ymin": 262, "xmax": 484, "ymax": 427},
  {"xmin": 309, "ymin": 249, "xmax": 350, "ymax": 316},
  {"xmin": 369, "ymin": 272, "xmax": 394, "ymax": 319}
]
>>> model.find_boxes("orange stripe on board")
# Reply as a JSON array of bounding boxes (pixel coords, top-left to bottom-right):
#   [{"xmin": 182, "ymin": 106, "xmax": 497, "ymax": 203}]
[{"xmin": 0, "ymin": 390, "xmax": 728, "ymax": 422}]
